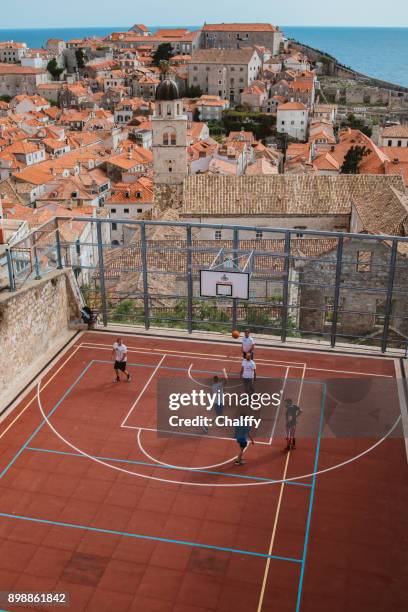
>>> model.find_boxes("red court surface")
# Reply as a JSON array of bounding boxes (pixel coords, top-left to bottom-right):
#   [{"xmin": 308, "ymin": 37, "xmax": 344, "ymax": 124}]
[{"xmin": 0, "ymin": 331, "xmax": 407, "ymax": 612}]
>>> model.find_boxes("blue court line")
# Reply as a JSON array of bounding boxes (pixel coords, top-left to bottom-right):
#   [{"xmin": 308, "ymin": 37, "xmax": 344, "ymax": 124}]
[
  {"xmin": 25, "ymin": 446, "xmax": 313, "ymax": 488},
  {"xmin": 0, "ymin": 362, "xmax": 94, "ymax": 481},
  {"xmin": 0, "ymin": 511, "xmax": 302, "ymax": 563},
  {"xmin": 295, "ymin": 383, "xmax": 326, "ymax": 612}
]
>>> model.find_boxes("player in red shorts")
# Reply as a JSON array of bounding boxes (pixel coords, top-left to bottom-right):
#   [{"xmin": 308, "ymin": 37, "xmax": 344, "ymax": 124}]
[{"xmin": 284, "ymin": 398, "xmax": 302, "ymax": 451}]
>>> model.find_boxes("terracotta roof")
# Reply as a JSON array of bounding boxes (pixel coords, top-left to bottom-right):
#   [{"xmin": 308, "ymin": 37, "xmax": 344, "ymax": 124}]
[
  {"xmin": 190, "ymin": 48, "xmax": 258, "ymax": 65},
  {"xmin": 277, "ymin": 102, "xmax": 307, "ymax": 111},
  {"xmin": 245, "ymin": 158, "xmax": 278, "ymax": 175},
  {"xmin": 382, "ymin": 125, "xmax": 408, "ymax": 139},
  {"xmin": 0, "ymin": 63, "xmax": 46, "ymax": 75},
  {"xmin": 353, "ymin": 187, "xmax": 408, "ymax": 235},
  {"xmin": 155, "ymin": 29, "xmax": 190, "ymax": 37},
  {"xmin": 203, "ymin": 23, "xmax": 277, "ymax": 32},
  {"xmin": 182, "ymin": 175, "xmax": 405, "ymax": 217},
  {"xmin": 107, "ymin": 179, "xmax": 153, "ymax": 203}
]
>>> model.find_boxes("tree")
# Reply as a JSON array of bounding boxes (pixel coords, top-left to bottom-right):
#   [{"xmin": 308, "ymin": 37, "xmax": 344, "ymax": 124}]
[
  {"xmin": 185, "ymin": 85, "xmax": 203, "ymax": 98},
  {"xmin": 47, "ymin": 58, "xmax": 64, "ymax": 81},
  {"xmin": 75, "ymin": 48, "xmax": 86, "ymax": 70},
  {"xmin": 341, "ymin": 145, "xmax": 370, "ymax": 174},
  {"xmin": 152, "ymin": 43, "xmax": 173, "ymax": 66},
  {"xmin": 342, "ymin": 113, "xmax": 372, "ymax": 138}
]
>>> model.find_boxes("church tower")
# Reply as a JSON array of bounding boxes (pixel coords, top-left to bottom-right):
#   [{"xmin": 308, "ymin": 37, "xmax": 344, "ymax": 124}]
[{"xmin": 152, "ymin": 77, "xmax": 188, "ymax": 185}]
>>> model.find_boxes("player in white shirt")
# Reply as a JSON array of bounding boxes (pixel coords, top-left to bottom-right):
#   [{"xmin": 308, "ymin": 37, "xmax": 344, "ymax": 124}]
[
  {"xmin": 242, "ymin": 329, "xmax": 255, "ymax": 359},
  {"xmin": 240, "ymin": 353, "xmax": 256, "ymax": 394},
  {"xmin": 111, "ymin": 338, "xmax": 131, "ymax": 383}
]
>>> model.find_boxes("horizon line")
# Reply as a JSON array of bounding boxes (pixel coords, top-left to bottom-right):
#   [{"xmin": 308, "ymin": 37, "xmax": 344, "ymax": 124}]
[{"xmin": 1, "ymin": 24, "xmax": 408, "ymax": 30}]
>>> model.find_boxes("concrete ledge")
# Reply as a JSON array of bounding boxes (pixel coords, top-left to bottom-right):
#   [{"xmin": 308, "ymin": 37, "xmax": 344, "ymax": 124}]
[{"xmin": 90, "ymin": 323, "xmax": 403, "ymax": 360}]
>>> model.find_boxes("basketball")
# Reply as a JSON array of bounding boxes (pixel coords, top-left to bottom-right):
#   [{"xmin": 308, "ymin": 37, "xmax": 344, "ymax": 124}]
[{"xmin": 232, "ymin": 330, "xmax": 240, "ymax": 339}]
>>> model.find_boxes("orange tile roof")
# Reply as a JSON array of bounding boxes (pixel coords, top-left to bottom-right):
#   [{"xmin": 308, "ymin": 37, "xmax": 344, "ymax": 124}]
[
  {"xmin": 107, "ymin": 178, "xmax": 153, "ymax": 203},
  {"xmin": 278, "ymin": 102, "xmax": 307, "ymax": 111},
  {"xmin": 203, "ymin": 23, "xmax": 277, "ymax": 32},
  {"xmin": 0, "ymin": 63, "xmax": 46, "ymax": 75}
]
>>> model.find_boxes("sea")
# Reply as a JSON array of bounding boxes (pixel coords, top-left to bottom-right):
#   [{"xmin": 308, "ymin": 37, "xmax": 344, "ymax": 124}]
[{"xmin": 0, "ymin": 25, "xmax": 407, "ymax": 87}]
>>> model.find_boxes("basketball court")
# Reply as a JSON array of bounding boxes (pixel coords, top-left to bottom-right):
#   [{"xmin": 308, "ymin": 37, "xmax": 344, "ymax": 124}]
[{"xmin": 0, "ymin": 329, "xmax": 407, "ymax": 612}]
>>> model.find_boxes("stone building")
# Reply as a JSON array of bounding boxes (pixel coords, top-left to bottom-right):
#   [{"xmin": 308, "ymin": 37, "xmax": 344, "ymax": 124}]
[
  {"xmin": 200, "ymin": 23, "xmax": 283, "ymax": 56},
  {"xmin": 0, "ymin": 63, "xmax": 49, "ymax": 97},
  {"xmin": 188, "ymin": 48, "xmax": 262, "ymax": 103}
]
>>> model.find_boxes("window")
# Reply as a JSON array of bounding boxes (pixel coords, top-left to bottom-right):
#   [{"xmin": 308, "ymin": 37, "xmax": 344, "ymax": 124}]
[
  {"xmin": 136, "ymin": 191, "xmax": 141, "ymax": 198},
  {"xmin": 324, "ymin": 297, "xmax": 343, "ymax": 324},
  {"xmin": 218, "ymin": 80, "xmax": 222, "ymax": 85},
  {"xmin": 124, "ymin": 208, "xmax": 129, "ymax": 213},
  {"xmin": 388, "ymin": 139, "xmax": 392, "ymax": 146},
  {"xmin": 193, "ymin": 65, "xmax": 198, "ymax": 71},
  {"xmin": 163, "ymin": 129, "xmax": 176, "ymax": 145},
  {"xmin": 112, "ymin": 222, "xmax": 117, "ymax": 230},
  {"xmin": 166, "ymin": 104, "xmax": 171, "ymax": 116},
  {"xmin": 111, "ymin": 208, "xmax": 116, "ymax": 213},
  {"xmin": 294, "ymin": 226, "xmax": 306, "ymax": 238},
  {"xmin": 398, "ymin": 140, "xmax": 402, "ymax": 147},
  {"xmin": 137, "ymin": 208, "xmax": 143, "ymax": 213},
  {"xmin": 356, "ymin": 251, "xmax": 373, "ymax": 272},
  {"xmin": 255, "ymin": 230, "xmax": 263, "ymax": 239},
  {"xmin": 375, "ymin": 299, "xmax": 386, "ymax": 325},
  {"xmin": 215, "ymin": 230, "xmax": 222, "ymax": 240}
]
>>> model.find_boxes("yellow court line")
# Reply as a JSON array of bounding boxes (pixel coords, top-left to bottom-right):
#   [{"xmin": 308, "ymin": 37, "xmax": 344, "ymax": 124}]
[
  {"xmin": 257, "ymin": 450, "xmax": 291, "ymax": 612},
  {"xmin": 0, "ymin": 344, "xmax": 82, "ymax": 440}
]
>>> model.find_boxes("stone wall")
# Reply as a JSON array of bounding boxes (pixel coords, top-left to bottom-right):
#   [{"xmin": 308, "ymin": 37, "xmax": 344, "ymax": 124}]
[
  {"xmin": 298, "ymin": 239, "xmax": 408, "ymax": 339},
  {"xmin": 153, "ymin": 184, "xmax": 184, "ymax": 215},
  {"xmin": 0, "ymin": 270, "xmax": 81, "ymax": 401}
]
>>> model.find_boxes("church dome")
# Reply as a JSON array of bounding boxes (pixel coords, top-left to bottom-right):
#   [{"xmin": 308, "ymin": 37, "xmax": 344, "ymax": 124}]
[{"xmin": 155, "ymin": 78, "xmax": 180, "ymax": 101}]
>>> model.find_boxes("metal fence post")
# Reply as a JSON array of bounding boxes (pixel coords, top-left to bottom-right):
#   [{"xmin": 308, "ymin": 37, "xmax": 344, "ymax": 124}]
[
  {"xmin": 381, "ymin": 239, "xmax": 398, "ymax": 353},
  {"xmin": 331, "ymin": 236, "xmax": 344, "ymax": 348},
  {"xmin": 96, "ymin": 220, "xmax": 108, "ymax": 327},
  {"xmin": 33, "ymin": 244, "xmax": 41, "ymax": 280},
  {"xmin": 281, "ymin": 231, "xmax": 291, "ymax": 342},
  {"xmin": 55, "ymin": 228, "xmax": 63, "ymax": 270},
  {"xmin": 140, "ymin": 222, "xmax": 150, "ymax": 330},
  {"xmin": 186, "ymin": 225, "xmax": 193, "ymax": 334},
  {"xmin": 6, "ymin": 249, "xmax": 16, "ymax": 292},
  {"xmin": 232, "ymin": 227, "xmax": 239, "ymax": 331}
]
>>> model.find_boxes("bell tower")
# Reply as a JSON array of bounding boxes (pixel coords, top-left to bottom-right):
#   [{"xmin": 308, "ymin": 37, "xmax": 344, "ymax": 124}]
[{"xmin": 152, "ymin": 74, "xmax": 188, "ymax": 185}]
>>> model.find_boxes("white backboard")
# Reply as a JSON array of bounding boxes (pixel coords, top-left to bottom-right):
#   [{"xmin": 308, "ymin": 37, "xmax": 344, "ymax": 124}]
[{"xmin": 200, "ymin": 270, "xmax": 249, "ymax": 300}]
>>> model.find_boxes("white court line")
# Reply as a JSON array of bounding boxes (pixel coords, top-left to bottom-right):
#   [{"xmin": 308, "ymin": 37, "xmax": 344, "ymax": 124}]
[
  {"xmin": 0, "ymin": 344, "xmax": 82, "ymax": 440},
  {"xmin": 268, "ymin": 365, "xmax": 290, "ymax": 446},
  {"xmin": 77, "ymin": 342, "xmax": 394, "ymax": 377},
  {"xmin": 78, "ymin": 342, "xmax": 305, "ymax": 367},
  {"xmin": 36, "ymin": 380, "xmax": 402, "ymax": 487},
  {"xmin": 137, "ymin": 428, "xmax": 244, "ymax": 470},
  {"xmin": 120, "ymin": 354, "xmax": 166, "ymax": 428},
  {"xmin": 125, "ymin": 425, "xmax": 271, "ymax": 445}
]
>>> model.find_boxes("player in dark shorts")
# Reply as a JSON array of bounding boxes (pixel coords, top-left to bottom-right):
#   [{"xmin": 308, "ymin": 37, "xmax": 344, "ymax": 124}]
[
  {"xmin": 111, "ymin": 338, "xmax": 131, "ymax": 382},
  {"xmin": 234, "ymin": 420, "xmax": 255, "ymax": 465},
  {"xmin": 284, "ymin": 398, "xmax": 302, "ymax": 451}
]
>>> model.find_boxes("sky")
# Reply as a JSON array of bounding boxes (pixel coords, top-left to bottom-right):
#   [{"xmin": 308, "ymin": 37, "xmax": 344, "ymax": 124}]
[{"xmin": 1, "ymin": 0, "xmax": 408, "ymax": 28}]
